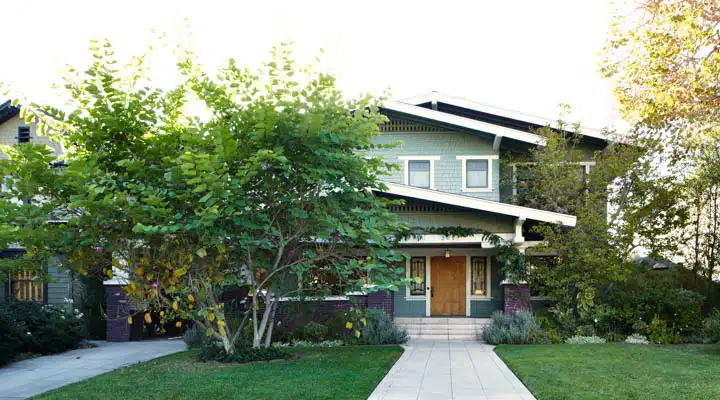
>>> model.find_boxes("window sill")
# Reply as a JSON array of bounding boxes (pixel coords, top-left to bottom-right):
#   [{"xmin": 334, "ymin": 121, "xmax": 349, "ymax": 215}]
[
  {"xmin": 404, "ymin": 296, "xmax": 426, "ymax": 301},
  {"xmin": 470, "ymin": 296, "xmax": 492, "ymax": 301},
  {"xmin": 461, "ymin": 187, "xmax": 492, "ymax": 193},
  {"xmin": 278, "ymin": 293, "xmax": 365, "ymax": 302}
]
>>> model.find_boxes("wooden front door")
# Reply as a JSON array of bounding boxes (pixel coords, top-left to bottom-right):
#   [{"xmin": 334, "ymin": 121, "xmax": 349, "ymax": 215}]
[{"xmin": 430, "ymin": 256, "xmax": 466, "ymax": 316}]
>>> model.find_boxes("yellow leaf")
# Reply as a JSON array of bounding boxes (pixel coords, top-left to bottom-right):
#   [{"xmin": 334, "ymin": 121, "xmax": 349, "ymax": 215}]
[
  {"xmin": 175, "ymin": 321, "xmax": 182, "ymax": 328},
  {"xmin": 144, "ymin": 313, "xmax": 152, "ymax": 324},
  {"xmin": 188, "ymin": 294, "xmax": 195, "ymax": 302},
  {"xmin": 127, "ymin": 316, "xmax": 133, "ymax": 324},
  {"xmin": 361, "ymin": 317, "xmax": 367, "ymax": 327},
  {"xmin": 172, "ymin": 301, "xmax": 179, "ymax": 311},
  {"xmin": 136, "ymin": 267, "xmax": 144, "ymax": 276},
  {"xmin": 354, "ymin": 330, "xmax": 361, "ymax": 338},
  {"xmin": 219, "ymin": 327, "xmax": 226, "ymax": 336},
  {"xmin": 208, "ymin": 313, "xmax": 215, "ymax": 321},
  {"xmin": 105, "ymin": 269, "xmax": 113, "ymax": 278},
  {"xmin": 218, "ymin": 320, "xmax": 226, "ymax": 327},
  {"xmin": 160, "ymin": 311, "xmax": 165, "ymax": 317},
  {"xmin": 345, "ymin": 322, "xmax": 353, "ymax": 329}
]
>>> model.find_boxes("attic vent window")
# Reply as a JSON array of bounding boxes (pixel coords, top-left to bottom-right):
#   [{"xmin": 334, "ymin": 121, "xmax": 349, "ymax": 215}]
[{"xmin": 17, "ymin": 127, "xmax": 31, "ymax": 143}]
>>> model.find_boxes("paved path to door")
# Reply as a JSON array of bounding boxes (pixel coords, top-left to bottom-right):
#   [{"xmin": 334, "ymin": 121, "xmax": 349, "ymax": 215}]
[
  {"xmin": 369, "ymin": 340, "xmax": 535, "ymax": 400},
  {"xmin": 0, "ymin": 339, "xmax": 186, "ymax": 399}
]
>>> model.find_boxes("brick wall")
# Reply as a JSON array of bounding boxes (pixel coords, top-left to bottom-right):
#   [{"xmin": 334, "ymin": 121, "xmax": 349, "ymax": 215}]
[{"xmin": 503, "ymin": 284, "xmax": 531, "ymax": 315}]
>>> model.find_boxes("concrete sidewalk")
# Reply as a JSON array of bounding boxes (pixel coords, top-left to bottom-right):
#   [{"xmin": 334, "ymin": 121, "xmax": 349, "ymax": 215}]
[
  {"xmin": 369, "ymin": 339, "xmax": 535, "ymax": 400},
  {"xmin": 0, "ymin": 339, "xmax": 186, "ymax": 399}
]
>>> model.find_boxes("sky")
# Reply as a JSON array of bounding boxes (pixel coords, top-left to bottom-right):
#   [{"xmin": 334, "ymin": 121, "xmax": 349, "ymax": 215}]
[{"xmin": 0, "ymin": 0, "xmax": 625, "ymax": 132}]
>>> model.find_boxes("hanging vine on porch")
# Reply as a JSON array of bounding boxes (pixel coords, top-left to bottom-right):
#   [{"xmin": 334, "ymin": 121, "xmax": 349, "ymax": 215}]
[{"xmin": 398, "ymin": 226, "xmax": 529, "ymax": 284}]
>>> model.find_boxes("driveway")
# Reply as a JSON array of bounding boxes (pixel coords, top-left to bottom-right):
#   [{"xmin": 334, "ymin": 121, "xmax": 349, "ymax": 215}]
[
  {"xmin": 369, "ymin": 340, "xmax": 535, "ymax": 400},
  {"xmin": 0, "ymin": 339, "xmax": 186, "ymax": 400}
]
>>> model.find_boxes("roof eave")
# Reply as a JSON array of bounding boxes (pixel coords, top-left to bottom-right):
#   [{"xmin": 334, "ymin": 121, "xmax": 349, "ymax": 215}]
[{"xmin": 377, "ymin": 181, "xmax": 577, "ymax": 227}]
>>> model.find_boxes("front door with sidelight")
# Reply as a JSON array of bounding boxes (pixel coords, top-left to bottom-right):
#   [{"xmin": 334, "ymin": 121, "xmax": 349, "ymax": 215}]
[{"xmin": 430, "ymin": 256, "xmax": 466, "ymax": 316}]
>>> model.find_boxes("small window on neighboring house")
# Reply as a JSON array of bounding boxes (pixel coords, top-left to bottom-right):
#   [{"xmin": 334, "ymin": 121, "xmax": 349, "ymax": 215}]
[
  {"xmin": 409, "ymin": 257, "xmax": 426, "ymax": 295},
  {"xmin": 466, "ymin": 159, "xmax": 489, "ymax": 188},
  {"xmin": 18, "ymin": 126, "xmax": 31, "ymax": 143},
  {"xmin": 408, "ymin": 160, "xmax": 430, "ymax": 188},
  {"xmin": 470, "ymin": 256, "xmax": 487, "ymax": 296}
]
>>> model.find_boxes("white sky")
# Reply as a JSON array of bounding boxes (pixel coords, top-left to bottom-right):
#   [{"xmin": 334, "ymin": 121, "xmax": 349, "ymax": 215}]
[{"xmin": 0, "ymin": 0, "xmax": 625, "ymax": 132}]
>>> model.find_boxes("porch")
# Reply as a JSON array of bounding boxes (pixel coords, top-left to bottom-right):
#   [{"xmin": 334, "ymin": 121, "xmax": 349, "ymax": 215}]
[{"xmin": 394, "ymin": 317, "xmax": 491, "ymax": 341}]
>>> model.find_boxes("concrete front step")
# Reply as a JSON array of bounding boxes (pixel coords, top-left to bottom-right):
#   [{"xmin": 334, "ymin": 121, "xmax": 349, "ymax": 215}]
[{"xmin": 395, "ymin": 317, "xmax": 490, "ymax": 341}]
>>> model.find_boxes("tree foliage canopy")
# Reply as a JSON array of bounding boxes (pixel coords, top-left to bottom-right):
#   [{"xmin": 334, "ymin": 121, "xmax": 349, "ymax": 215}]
[{"xmin": 0, "ymin": 41, "xmax": 409, "ymax": 352}]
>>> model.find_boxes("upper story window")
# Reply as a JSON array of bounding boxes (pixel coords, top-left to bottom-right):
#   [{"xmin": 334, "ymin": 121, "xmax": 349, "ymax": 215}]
[
  {"xmin": 457, "ymin": 155, "xmax": 497, "ymax": 193},
  {"xmin": 17, "ymin": 126, "xmax": 31, "ymax": 143},
  {"xmin": 399, "ymin": 156, "xmax": 440, "ymax": 189}
]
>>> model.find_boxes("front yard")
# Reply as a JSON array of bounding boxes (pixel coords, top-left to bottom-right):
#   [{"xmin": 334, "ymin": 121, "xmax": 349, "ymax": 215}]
[
  {"xmin": 495, "ymin": 343, "xmax": 720, "ymax": 400},
  {"xmin": 33, "ymin": 346, "xmax": 403, "ymax": 400}
]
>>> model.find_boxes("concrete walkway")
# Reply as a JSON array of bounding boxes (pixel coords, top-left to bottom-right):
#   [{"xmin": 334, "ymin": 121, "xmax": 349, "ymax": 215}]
[
  {"xmin": 369, "ymin": 340, "xmax": 535, "ymax": 400},
  {"xmin": 0, "ymin": 339, "xmax": 186, "ymax": 400}
]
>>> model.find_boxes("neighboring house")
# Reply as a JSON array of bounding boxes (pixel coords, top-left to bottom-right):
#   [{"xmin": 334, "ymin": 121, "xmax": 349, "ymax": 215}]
[{"xmin": 0, "ymin": 100, "xmax": 75, "ymax": 308}]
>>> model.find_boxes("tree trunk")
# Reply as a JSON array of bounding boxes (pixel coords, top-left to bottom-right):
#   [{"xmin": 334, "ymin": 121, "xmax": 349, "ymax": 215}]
[{"xmin": 264, "ymin": 299, "xmax": 278, "ymax": 348}]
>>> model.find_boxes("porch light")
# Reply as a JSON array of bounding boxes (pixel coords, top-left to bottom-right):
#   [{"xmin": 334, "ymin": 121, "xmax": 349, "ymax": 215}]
[{"xmin": 444, "ymin": 249, "xmax": 451, "ymax": 258}]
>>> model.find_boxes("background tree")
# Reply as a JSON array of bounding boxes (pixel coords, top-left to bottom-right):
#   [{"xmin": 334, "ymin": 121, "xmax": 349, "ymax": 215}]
[
  {"xmin": 602, "ymin": 0, "xmax": 720, "ymax": 151},
  {"xmin": 0, "ymin": 41, "xmax": 409, "ymax": 353}
]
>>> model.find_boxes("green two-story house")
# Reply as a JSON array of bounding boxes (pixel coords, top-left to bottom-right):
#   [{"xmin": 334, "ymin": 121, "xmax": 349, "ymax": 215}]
[{"xmin": 359, "ymin": 92, "xmax": 607, "ymax": 339}]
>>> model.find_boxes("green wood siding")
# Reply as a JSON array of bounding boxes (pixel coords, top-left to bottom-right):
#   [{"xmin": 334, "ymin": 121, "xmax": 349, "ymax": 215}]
[
  {"xmin": 393, "ymin": 286, "xmax": 426, "ymax": 317},
  {"xmin": 371, "ymin": 131, "xmax": 500, "ymax": 201},
  {"xmin": 46, "ymin": 255, "xmax": 72, "ymax": 309}
]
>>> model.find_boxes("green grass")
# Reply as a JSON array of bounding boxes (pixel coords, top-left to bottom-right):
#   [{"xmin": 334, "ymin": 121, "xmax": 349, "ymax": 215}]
[
  {"xmin": 495, "ymin": 343, "xmax": 720, "ymax": 400},
  {"xmin": 33, "ymin": 346, "xmax": 403, "ymax": 400}
]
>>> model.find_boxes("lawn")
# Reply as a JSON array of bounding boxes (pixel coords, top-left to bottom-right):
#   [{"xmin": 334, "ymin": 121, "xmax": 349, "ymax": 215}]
[
  {"xmin": 495, "ymin": 343, "xmax": 720, "ymax": 400},
  {"xmin": 33, "ymin": 346, "xmax": 403, "ymax": 400}
]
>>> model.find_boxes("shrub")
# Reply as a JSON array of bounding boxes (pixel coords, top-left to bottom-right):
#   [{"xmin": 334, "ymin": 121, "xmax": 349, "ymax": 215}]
[
  {"xmin": 624, "ymin": 333, "xmax": 649, "ymax": 344},
  {"xmin": 358, "ymin": 309, "xmax": 408, "ymax": 345},
  {"xmin": 272, "ymin": 339, "xmax": 344, "ymax": 348},
  {"xmin": 565, "ymin": 335, "xmax": 607, "ymax": 344},
  {"xmin": 576, "ymin": 325, "xmax": 595, "ymax": 337},
  {"xmin": 528, "ymin": 328, "xmax": 561, "ymax": 344},
  {"xmin": 701, "ymin": 311, "xmax": 720, "ymax": 344},
  {"xmin": 301, "ymin": 321, "xmax": 329, "ymax": 342},
  {"xmin": 4, "ymin": 301, "xmax": 84, "ymax": 356},
  {"xmin": 648, "ymin": 316, "xmax": 681, "ymax": 344},
  {"xmin": 183, "ymin": 326, "xmax": 208, "ymax": 349},
  {"xmin": 482, "ymin": 311, "xmax": 538, "ymax": 345},
  {"xmin": 603, "ymin": 332, "xmax": 626, "ymax": 343},
  {"xmin": 603, "ymin": 267, "xmax": 704, "ymax": 337},
  {"xmin": 0, "ymin": 306, "xmax": 25, "ymax": 366},
  {"xmin": 197, "ymin": 342, "xmax": 292, "ymax": 363}
]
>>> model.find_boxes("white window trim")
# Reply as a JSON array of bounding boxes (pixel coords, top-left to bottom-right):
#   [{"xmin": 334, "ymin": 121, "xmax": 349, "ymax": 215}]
[
  {"xmin": 399, "ymin": 156, "xmax": 440, "ymax": 190},
  {"xmin": 457, "ymin": 155, "xmax": 498, "ymax": 193},
  {"xmin": 405, "ymin": 256, "xmax": 429, "ymax": 301},
  {"xmin": 466, "ymin": 256, "xmax": 492, "ymax": 316}
]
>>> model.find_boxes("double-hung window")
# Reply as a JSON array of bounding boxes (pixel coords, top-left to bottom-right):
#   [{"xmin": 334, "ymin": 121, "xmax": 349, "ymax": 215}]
[
  {"xmin": 399, "ymin": 156, "xmax": 440, "ymax": 189},
  {"xmin": 457, "ymin": 155, "xmax": 497, "ymax": 192}
]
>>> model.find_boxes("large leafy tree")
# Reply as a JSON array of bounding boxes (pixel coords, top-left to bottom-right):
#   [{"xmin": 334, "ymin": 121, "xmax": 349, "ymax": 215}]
[
  {"xmin": 0, "ymin": 41, "xmax": 408, "ymax": 352},
  {"xmin": 508, "ymin": 121, "xmax": 685, "ymax": 326},
  {"xmin": 602, "ymin": 0, "xmax": 720, "ymax": 150}
]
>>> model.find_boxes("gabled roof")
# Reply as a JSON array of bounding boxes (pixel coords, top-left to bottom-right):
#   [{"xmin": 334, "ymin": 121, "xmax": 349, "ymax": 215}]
[
  {"xmin": 388, "ymin": 91, "xmax": 608, "ymax": 145},
  {"xmin": 377, "ymin": 181, "xmax": 577, "ymax": 227},
  {"xmin": 382, "ymin": 101, "xmax": 546, "ymax": 147},
  {"xmin": 0, "ymin": 100, "xmax": 20, "ymax": 125}
]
